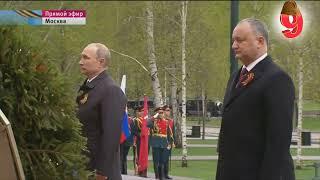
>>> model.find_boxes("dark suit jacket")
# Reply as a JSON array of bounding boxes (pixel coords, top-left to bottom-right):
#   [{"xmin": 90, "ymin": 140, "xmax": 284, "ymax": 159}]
[
  {"xmin": 216, "ymin": 56, "xmax": 295, "ymax": 180},
  {"xmin": 76, "ymin": 71, "xmax": 126, "ymax": 180}
]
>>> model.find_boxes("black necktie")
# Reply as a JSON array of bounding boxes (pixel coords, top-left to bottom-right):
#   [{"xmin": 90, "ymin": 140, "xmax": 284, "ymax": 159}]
[{"xmin": 79, "ymin": 80, "xmax": 93, "ymax": 91}]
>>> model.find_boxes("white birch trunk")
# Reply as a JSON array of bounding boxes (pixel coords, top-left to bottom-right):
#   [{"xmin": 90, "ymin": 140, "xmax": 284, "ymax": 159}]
[
  {"xmin": 202, "ymin": 87, "xmax": 206, "ymax": 140},
  {"xmin": 164, "ymin": 71, "xmax": 167, "ymax": 105},
  {"xmin": 146, "ymin": 1, "xmax": 163, "ymax": 108},
  {"xmin": 171, "ymin": 65, "xmax": 182, "ymax": 147},
  {"xmin": 181, "ymin": 0, "xmax": 188, "ymax": 167},
  {"xmin": 296, "ymin": 57, "xmax": 303, "ymax": 168}
]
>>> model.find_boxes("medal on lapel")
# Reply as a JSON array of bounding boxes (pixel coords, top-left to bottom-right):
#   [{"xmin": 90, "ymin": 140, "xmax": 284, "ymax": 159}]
[
  {"xmin": 76, "ymin": 89, "xmax": 89, "ymax": 105},
  {"xmin": 241, "ymin": 72, "xmax": 255, "ymax": 87},
  {"xmin": 76, "ymin": 81, "xmax": 94, "ymax": 105}
]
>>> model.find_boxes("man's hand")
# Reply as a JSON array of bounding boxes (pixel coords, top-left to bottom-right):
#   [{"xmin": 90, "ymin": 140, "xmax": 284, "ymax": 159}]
[{"xmin": 96, "ymin": 173, "xmax": 107, "ymax": 180}]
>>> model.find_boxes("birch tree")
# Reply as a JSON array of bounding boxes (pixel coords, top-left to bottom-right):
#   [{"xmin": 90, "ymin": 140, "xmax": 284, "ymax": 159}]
[
  {"xmin": 294, "ymin": 44, "xmax": 311, "ymax": 169},
  {"xmin": 169, "ymin": 64, "xmax": 182, "ymax": 148},
  {"xmin": 181, "ymin": 0, "xmax": 188, "ymax": 167},
  {"xmin": 146, "ymin": 1, "xmax": 163, "ymax": 108},
  {"xmin": 283, "ymin": 39, "xmax": 312, "ymax": 168},
  {"xmin": 296, "ymin": 55, "xmax": 303, "ymax": 169}
]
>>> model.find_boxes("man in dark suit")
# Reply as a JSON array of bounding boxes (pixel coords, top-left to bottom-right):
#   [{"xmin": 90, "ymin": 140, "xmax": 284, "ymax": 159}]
[
  {"xmin": 216, "ymin": 18, "xmax": 295, "ymax": 180},
  {"xmin": 76, "ymin": 43, "xmax": 126, "ymax": 180}
]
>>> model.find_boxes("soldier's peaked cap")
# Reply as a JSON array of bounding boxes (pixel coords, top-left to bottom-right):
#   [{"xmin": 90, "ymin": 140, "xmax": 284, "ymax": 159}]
[
  {"xmin": 134, "ymin": 106, "xmax": 144, "ymax": 111},
  {"xmin": 162, "ymin": 105, "xmax": 172, "ymax": 109},
  {"xmin": 154, "ymin": 106, "xmax": 164, "ymax": 112}
]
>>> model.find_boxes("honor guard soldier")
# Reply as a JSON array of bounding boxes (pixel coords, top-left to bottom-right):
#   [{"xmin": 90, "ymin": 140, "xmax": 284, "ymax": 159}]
[
  {"xmin": 148, "ymin": 107, "xmax": 174, "ymax": 180},
  {"xmin": 132, "ymin": 106, "xmax": 148, "ymax": 177},
  {"xmin": 163, "ymin": 105, "xmax": 174, "ymax": 179}
]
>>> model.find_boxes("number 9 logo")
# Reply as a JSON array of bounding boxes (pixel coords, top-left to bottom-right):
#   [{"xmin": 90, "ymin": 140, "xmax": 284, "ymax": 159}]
[
  {"xmin": 280, "ymin": 0, "xmax": 303, "ymax": 39},
  {"xmin": 280, "ymin": 14, "xmax": 303, "ymax": 39}
]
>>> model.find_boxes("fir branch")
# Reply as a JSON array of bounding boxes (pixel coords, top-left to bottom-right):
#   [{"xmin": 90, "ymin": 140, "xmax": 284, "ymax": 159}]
[{"xmin": 23, "ymin": 148, "xmax": 84, "ymax": 158}]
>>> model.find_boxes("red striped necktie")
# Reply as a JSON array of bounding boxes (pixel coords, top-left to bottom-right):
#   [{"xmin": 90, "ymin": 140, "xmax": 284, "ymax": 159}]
[{"xmin": 236, "ymin": 68, "xmax": 248, "ymax": 88}]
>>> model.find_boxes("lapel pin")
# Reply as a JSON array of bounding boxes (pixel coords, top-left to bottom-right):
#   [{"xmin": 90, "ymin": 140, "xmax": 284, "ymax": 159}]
[{"xmin": 241, "ymin": 72, "xmax": 255, "ymax": 87}]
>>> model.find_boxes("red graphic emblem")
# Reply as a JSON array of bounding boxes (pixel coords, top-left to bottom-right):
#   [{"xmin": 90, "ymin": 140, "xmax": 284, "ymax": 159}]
[{"xmin": 280, "ymin": 0, "xmax": 303, "ymax": 39}]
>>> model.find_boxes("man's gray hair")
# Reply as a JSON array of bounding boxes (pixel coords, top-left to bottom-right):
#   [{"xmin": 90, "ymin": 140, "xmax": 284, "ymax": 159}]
[
  {"xmin": 239, "ymin": 18, "xmax": 269, "ymax": 46},
  {"xmin": 87, "ymin": 43, "xmax": 111, "ymax": 67}
]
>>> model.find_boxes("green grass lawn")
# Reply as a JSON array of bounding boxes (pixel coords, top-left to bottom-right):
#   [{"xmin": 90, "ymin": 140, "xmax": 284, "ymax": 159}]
[
  {"xmin": 127, "ymin": 146, "xmax": 319, "ymax": 158},
  {"xmin": 187, "ymin": 117, "xmax": 221, "ymax": 128},
  {"xmin": 187, "ymin": 139, "xmax": 217, "ymax": 145},
  {"xmin": 290, "ymin": 148, "xmax": 320, "ymax": 156},
  {"xmin": 127, "ymin": 160, "xmax": 318, "ymax": 180},
  {"xmin": 303, "ymin": 100, "xmax": 320, "ymax": 111},
  {"xmin": 172, "ymin": 147, "xmax": 217, "ymax": 156},
  {"xmin": 127, "ymin": 147, "xmax": 217, "ymax": 157},
  {"xmin": 302, "ymin": 117, "xmax": 320, "ymax": 131},
  {"xmin": 186, "ymin": 117, "xmax": 320, "ymax": 131},
  {"xmin": 295, "ymin": 161, "xmax": 320, "ymax": 180}
]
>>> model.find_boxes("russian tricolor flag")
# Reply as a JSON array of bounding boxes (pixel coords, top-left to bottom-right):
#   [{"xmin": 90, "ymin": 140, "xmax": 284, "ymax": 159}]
[
  {"xmin": 120, "ymin": 109, "xmax": 130, "ymax": 143},
  {"xmin": 120, "ymin": 75, "xmax": 130, "ymax": 143}
]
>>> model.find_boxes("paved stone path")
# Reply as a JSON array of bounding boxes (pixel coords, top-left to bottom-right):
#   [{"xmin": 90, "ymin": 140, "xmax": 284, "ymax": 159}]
[{"xmin": 122, "ymin": 170, "xmax": 200, "ymax": 180}]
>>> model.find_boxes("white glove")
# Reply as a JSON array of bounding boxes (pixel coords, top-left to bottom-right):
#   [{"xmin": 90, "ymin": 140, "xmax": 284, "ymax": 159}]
[{"xmin": 153, "ymin": 113, "xmax": 159, "ymax": 119}]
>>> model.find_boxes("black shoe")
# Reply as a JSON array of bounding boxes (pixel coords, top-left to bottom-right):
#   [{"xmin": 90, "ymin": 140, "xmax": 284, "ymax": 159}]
[
  {"xmin": 154, "ymin": 164, "xmax": 159, "ymax": 179},
  {"xmin": 164, "ymin": 163, "xmax": 171, "ymax": 179}
]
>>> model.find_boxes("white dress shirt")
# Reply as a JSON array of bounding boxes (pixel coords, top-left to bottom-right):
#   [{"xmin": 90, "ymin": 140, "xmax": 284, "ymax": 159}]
[
  {"xmin": 87, "ymin": 75, "xmax": 98, "ymax": 83},
  {"xmin": 242, "ymin": 53, "xmax": 268, "ymax": 71}
]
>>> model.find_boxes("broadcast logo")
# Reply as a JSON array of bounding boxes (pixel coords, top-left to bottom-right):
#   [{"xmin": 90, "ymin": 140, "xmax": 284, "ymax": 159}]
[
  {"xmin": 280, "ymin": 0, "xmax": 303, "ymax": 39},
  {"xmin": 0, "ymin": 10, "xmax": 86, "ymax": 25}
]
